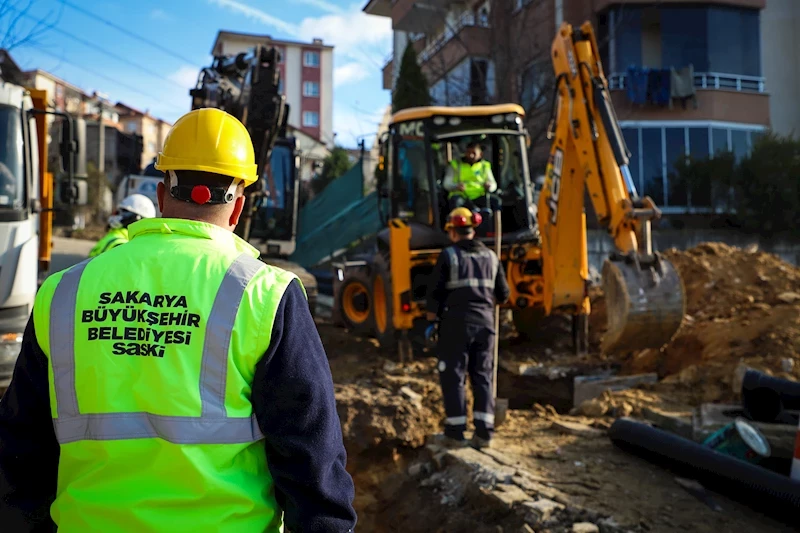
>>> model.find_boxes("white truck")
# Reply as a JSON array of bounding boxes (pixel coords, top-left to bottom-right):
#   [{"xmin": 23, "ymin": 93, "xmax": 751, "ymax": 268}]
[{"xmin": 0, "ymin": 76, "xmax": 82, "ymax": 390}]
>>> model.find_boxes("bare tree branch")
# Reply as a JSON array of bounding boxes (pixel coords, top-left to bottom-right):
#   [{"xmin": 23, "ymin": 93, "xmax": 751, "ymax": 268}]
[{"xmin": 0, "ymin": 0, "xmax": 62, "ymax": 52}]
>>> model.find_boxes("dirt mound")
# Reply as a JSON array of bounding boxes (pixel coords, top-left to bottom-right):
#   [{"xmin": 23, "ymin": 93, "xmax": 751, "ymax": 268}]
[{"xmin": 592, "ymin": 242, "xmax": 800, "ymax": 405}]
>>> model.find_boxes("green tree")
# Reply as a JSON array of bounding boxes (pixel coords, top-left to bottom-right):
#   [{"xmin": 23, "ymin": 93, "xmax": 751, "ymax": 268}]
[
  {"xmin": 392, "ymin": 43, "xmax": 430, "ymax": 113},
  {"xmin": 312, "ymin": 146, "xmax": 353, "ymax": 195}
]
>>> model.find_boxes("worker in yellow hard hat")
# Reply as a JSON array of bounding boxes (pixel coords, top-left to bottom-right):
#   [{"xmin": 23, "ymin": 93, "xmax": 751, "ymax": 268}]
[
  {"xmin": 425, "ymin": 206, "xmax": 510, "ymax": 450},
  {"xmin": 0, "ymin": 108, "xmax": 357, "ymax": 532}
]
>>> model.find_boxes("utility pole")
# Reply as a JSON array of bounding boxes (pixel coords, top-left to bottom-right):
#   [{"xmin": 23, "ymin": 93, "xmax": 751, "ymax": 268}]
[{"xmin": 95, "ymin": 92, "xmax": 108, "ymax": 174}]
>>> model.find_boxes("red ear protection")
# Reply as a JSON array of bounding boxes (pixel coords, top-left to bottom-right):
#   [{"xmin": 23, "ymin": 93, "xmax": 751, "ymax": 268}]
[{"xmin": 472, "ymin": 212, "xmax": 482, "ymax": 227}]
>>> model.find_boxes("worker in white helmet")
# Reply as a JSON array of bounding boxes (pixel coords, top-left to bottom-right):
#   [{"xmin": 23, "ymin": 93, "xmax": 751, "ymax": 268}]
[{"xmin": 88, "ymin": 193, "xmax": 156, "ymax": 257}]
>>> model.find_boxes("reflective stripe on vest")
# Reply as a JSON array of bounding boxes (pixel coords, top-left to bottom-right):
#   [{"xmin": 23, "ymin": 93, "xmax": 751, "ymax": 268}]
[
  {"xmin": 449, "ymin": 160, "xmax": 491, "ymax": 200},
  {"xmin": 49, "ymin": 253, "xmax": 265, "ymax": 445},
  {"xmin": 444, "ymin": 247, "xmax": 499, "ymax": 290}
]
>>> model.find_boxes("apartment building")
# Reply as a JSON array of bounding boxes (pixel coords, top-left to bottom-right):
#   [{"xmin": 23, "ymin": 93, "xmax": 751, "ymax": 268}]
[
  {"xmin": 365, "ymin": 0, "xmax": 788, "ymax": 214},
  {"xmin": 211, "ymin": 31, "xmax": 334, "ymax": 148},
  {"xmin": 115, "ymin": 103, "xmax": 172, "ymax": 170}
]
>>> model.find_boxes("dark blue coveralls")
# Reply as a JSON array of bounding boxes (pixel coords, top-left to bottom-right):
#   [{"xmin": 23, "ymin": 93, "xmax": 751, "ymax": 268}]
[{"xmin": 426, "ymin": 239, "xmax": 510, "ymax": 441}]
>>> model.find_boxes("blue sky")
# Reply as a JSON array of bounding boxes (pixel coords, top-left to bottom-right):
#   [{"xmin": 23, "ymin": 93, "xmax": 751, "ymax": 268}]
[{"xmin": 7, "ymin": 0, "xmax": 392, "ymax": 148}]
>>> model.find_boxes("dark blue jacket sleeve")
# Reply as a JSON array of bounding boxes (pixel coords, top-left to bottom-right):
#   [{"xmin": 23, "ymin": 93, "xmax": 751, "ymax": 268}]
[
  {"xmin": 0, "ymin": 315, "xmax": 59, "ymax": 533},
  {"xmin": 253, "ymin": 279, "xmax": 357, "ymax": 533},
  {"xmin": 425, "ymin": 251, "xmax": 449, "ymax": 318}
]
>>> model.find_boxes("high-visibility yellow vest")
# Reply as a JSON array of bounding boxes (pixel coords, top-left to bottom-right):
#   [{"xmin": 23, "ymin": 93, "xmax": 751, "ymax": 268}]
[
  {"xmin": 449, "ymin": 160, "xmax": 492, "ymax": 201},
  {"xmin": 33, "ymin": 218, "xmax": 301, "ymax": 533},
  {"xmin": 88, "ymin": 227, "xmax": 128, "ymax": 257}
]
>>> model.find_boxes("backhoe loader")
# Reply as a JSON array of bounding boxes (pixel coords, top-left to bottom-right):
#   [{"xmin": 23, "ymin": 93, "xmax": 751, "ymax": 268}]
[{"xmin": 332, "ymin": 21, "xmax": 685, "ymax": 356}]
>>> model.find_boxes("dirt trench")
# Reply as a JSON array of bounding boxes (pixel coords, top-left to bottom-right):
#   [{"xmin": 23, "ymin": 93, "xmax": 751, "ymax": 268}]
[{"xmin": 320, "ymin": 320, "xmax": 793, "ymax": 533}]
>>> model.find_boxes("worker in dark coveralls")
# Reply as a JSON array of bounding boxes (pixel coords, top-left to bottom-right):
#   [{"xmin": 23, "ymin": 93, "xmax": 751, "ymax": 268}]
[{"xmin": 425, "ymin": 206, "xmax": 510, "ymax": 449}]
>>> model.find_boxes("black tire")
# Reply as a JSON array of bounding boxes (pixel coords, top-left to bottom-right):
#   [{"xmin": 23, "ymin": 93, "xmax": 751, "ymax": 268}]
[
  {"xmin": 334, "ymin": 271, "xmax": 374, "ymax": 334},
  {"xmin": 370, "ymin": 254, "xmax": 396, "ymax": 351}
]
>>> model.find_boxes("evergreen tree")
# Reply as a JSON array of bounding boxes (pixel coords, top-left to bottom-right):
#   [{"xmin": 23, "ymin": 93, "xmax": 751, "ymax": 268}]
[
  {"xmin": 392, "ymin": 43, "xmax": 430, "ymax": 112},
  {"xmin": 312, "ymin": 146, "xmax": 353, "ymax": 195}
]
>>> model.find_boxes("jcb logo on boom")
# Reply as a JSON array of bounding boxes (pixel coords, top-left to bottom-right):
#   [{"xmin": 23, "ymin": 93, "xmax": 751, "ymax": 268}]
[
  {"xmin": 547, "ymin": 148, "xmax": 564, "ymax": 225},
  {"xmin": 398, "ymin": 121, "xmax": 424, "ymax": 138}
]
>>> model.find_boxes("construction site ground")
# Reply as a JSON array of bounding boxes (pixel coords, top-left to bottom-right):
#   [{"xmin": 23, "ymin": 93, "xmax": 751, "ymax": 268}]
[
  {"xmin": 328, "ymin": 241, "xmax": 800, "ymax": 532},
  {"xmin": 43, "ymin": 237, "xmax": 800, "ymax": 531}
]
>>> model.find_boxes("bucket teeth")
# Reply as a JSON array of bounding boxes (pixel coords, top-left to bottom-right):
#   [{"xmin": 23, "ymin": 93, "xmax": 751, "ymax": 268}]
[{"xmin": 601, "ymin": 255, "xmax": 686, "ymax": 354}]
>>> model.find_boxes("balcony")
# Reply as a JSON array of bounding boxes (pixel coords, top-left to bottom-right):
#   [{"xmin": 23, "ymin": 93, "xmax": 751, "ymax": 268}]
[
  {"xmin": 417, "ymin": 12, "xmax": 491, "ymax": 78},
  {"xmin": 391, "ymin": 0, "xmax": 464, "ymax": 32},
  {"xmin": 607, "ymin": 72, "xmax": 769, "ymax": 125},
  {"xmin": 593, "ymin": 0, "xmax": 766, "ymax": 12},
  {"xmin": 382, "ymin": 57, "xmax": 393, "ymax": 90},
  {"xmin": 608, "ymin": 71, "xmax": 766, "ymax": 93},
  {"xmin": 362, "ymin": 0, "xmax": 391, "ymax": 17}
]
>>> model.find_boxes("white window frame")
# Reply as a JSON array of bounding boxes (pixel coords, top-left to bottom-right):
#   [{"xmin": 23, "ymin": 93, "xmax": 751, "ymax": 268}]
[
  {"xmin": 303, "ymin": 81, "xmax": 320, "ymax": 97},
  {"xmin": 302, "ymin": 111, "xmax": 319, "ymax": 127},
  {"xmin": 303, "ymin": 51, "xmax": 320, "ymax": 67},
  {"xmin": 619, "ymin": 120, "xmax": 767, "ymax": 212}
]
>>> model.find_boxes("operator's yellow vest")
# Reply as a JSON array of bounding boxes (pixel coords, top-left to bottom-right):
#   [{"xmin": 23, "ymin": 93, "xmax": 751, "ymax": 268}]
[
  {"xmin": 88, "ymin": 227, "xmax": 128, "ymax": 257},
  {"xmin": 33, "ymin": 218, "xmax": 300, "ymax": 533},
  {"xmin": 449, "ymin": 159, "xmax": 492, "ymax": 200}
]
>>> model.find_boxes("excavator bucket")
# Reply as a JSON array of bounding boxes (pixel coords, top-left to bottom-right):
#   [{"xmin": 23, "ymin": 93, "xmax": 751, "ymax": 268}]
[{"xmin": 601, "ymin": 255, "xmax": 686, "ymax": 353}]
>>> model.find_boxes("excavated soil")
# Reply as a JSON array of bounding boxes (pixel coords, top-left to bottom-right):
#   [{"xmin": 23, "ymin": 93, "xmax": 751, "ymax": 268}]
[{"xmin": 588, "ymin": 242, "xmax": 800, "ymax": 408}]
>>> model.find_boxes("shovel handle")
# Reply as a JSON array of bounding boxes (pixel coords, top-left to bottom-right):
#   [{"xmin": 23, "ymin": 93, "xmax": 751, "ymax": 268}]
[{"xmin": 493, "ymin": 209, "xmax": 501, "ymax": 400}]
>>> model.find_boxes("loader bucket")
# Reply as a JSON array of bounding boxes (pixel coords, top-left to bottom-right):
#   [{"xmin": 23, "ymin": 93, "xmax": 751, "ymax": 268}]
[{"xmin": 601, "ymin": 255, "xmax": 686, "ymax": 353}]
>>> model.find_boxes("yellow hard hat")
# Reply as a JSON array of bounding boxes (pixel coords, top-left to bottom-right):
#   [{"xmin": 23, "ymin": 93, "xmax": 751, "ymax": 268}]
[
  {"xmin": 444, "ymin": 206, "xmax": 482, "ymax": 230},
  {"xmin": 155, "ymin": 108, "xmax": 258, "ymax": 186}
]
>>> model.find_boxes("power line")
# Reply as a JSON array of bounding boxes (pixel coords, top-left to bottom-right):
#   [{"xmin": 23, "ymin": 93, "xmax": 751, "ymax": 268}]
[
  {"xmin": 29, "ymin": 44, "xmax": 187, "ymax": 113},
  {"xmin": 58, "ymin": 0, "xmax": 199, "ymax": 65},
  {"xmin": 13, "ymin": 7, "xmax": 188, "ymax": 90}
]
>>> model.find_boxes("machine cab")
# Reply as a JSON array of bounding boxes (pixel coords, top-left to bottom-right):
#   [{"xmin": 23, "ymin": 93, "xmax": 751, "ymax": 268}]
[{"xmin": 377, "ymin": 105, "xmax": 538, "ymax": 250}]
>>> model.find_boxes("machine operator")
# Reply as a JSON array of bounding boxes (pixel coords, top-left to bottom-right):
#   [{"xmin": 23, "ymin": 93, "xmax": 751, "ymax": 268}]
[
  {"xmin": 425, "ymin": 207, "xmax": 510, "ymax": 450},
  {"xmin": 443, "ymin": 141, "xmax": 501, "ymax": 213},
  {"xmin": 88, "ymin": 193, "xmax": 156, "ymax": 258},
  {"xmin": 0, "ymin": 108, "xmax": 357, "ymax": 533}
]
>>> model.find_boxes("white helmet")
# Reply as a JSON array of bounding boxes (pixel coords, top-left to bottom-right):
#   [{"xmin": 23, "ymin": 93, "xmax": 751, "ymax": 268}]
[
  {"xmin": 108, "ymin": 194, "xmax": 156, "ymax": 229},
  {"xmin": 118, "ymin": 194, "xmax": 156, "ymax": 219}
]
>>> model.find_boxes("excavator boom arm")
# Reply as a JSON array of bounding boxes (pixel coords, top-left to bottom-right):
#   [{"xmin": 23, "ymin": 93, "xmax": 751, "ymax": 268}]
[{"xmin": 538, "ymin": 22, "xmax": 686, "ymax": 353}]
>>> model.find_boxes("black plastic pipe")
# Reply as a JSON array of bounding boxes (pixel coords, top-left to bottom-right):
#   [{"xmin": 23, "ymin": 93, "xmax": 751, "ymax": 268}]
[
  {"xmin": 742, "ymin": 370, "xmax": 800, "ymax": 423},
  {"xmin": 609, "ymin": 418, "xmax": 800, "ymax": 523}
]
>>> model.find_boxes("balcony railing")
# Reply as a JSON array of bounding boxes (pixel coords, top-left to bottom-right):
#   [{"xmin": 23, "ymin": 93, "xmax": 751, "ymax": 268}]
[
  {"xmin": 607, "ymin": 71, "xmax": 766, "ymax": 93},
  {"xmin": 418, "ymin": 11, "xmax": 489, "ymax": 64}
]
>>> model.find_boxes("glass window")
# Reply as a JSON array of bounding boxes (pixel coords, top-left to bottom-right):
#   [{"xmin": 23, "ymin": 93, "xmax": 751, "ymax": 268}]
[
  {"xmin": 665, "ymin": 127, "xmax": 686, "ymax": 206},
  {"xmin": 731, "ymin": 129, "xmax": 748, "ymax": 162},
  {"xmin": 712, "ymin": 128, "xmax": 729, "ymax": 155},
  {"xmin": 641, "ymin": 128, "xmax": 663, "ymax": 205},
  {"xmin": 622, "ymin": 127, "xmax": 640, "ymax": 193},
  {"xmin": 0, "ymin": 105, "xmax": 23, "ymax": 208},
  {"xmin": 395, "ymin": 138, "xmax": 431, "ymax": 225},
  {"xmin": 707, "ymin": 7, "xmax": 761, "ymax": 76},
  {"xmin": 519, "ymin": 62, "xmax": 547, "ymax": 111},
  {"xmin": 302, "ymin": 111, "xmax": 319, "ymax": 127},
  {"xmin": 660, "ymin": 6, "xmax": 709, "ymax": 71},
  {"xmin": 688, "ymin": 127, "xmax": 709, "ymax": 159},
  {"xmin": 303, "ymin": 81, "xmax": 320, "ymax": 97},
  {"xmin": 303, "ymin": 51, "xmax": 320, "ymax": 67},
  {"xmin": 612, "ymin": 6, "xmax": 642, "ymax": 71},
  {"xmin": 685, "ymin": 127, "xmax": 712, "ymax": 207}
]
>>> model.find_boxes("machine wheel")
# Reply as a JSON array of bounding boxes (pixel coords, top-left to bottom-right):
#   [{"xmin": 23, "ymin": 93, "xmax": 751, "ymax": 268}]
[
  {"xmin": 511, "ymin": 307, "xmax": 548, "ymax": 340},
  {"xmin": 371, "ymin": 255, "xmax": 396, "ymax": 351},
  {"xmin": 335, "ymin": 272, "xmax": 374, "ymax": 333}
]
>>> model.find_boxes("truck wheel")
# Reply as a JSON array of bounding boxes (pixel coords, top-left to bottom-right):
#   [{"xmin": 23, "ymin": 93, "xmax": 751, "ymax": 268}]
[
  {"xmin": 512, "ymin": 307, "xmax": 547, "ymax": 340},
  {"xmin": 371, "ymin": 255, "xmax": 396, "ymax": 351},
  {"xmin": 336, "ymin": 272, "xmax": 374, "ymax": 333}
]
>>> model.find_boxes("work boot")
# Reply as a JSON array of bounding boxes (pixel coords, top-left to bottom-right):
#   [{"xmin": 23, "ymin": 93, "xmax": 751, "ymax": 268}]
[
  {"xmin": 470, "ymin": 435, "xmax": 493, "ymax": 450},
  {"xmin": 427, "ymin": 433, "xmax": 468, "ymax": 449}
]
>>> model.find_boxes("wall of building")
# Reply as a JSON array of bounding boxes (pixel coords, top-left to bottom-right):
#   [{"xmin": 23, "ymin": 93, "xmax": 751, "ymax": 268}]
[{"xmin": 760, "ymin": 0, "xmax": 800, "ymax": 138}]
